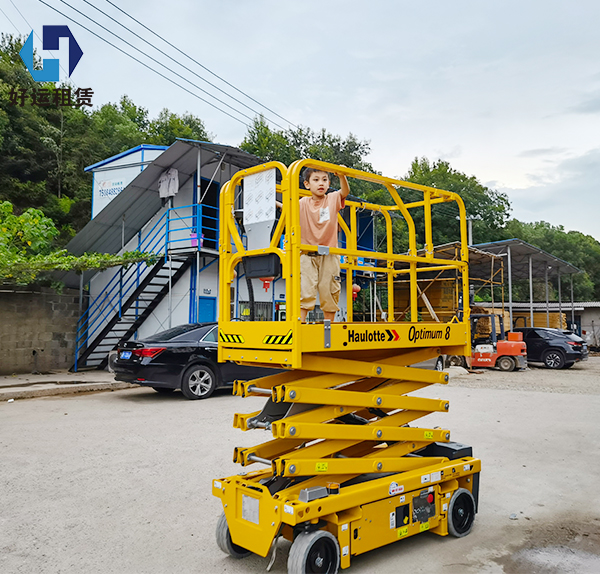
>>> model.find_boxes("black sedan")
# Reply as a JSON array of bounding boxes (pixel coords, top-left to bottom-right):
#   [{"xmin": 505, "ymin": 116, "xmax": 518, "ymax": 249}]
[
  {"xmin": 113, "ymin": 323, "xmax": 278, "ymax": 399},
  {"xmin": 513, "ymin": 327, "xmax": 589, "ymax": 369}
]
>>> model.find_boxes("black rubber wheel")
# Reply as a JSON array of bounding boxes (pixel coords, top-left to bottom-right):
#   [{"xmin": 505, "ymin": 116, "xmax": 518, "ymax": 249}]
[
  {"xmin": 448, "ymin": 355, "xmax": 467, "ymax": 368},
  {"xmin": 448, "ymin": 488, "xmax": 476, "ymax": 537},
  {"xmin": 563, "ymin": 362, "xmax": 575, "ymax": 369},
  {"xmin": 435, "ymin": 356, "xmax": 445, "ymax": 371},
  {"xmin": 543, "ymin": 349, "xmax": 565, "ymax": 369},
  {"xmin": 215, "ymin": 513, "xmax": 252, "ymax": 559},
  {"xmin": 496, "ymin": 356, "xmax": 515, "ymax": 372},
  {"xmin": 152, "ymin": 387, "xmax": 174, "ymax": 394},
  {"xmin": 288, "ymin": 530, "xmax": 340, "ymax": 574},
  {"xmin": 181, "ymin": 364, "xmax": 217, "ymax": 399}
]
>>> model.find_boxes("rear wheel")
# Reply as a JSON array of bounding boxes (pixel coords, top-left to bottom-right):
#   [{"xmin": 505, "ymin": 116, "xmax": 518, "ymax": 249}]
[
  {"xmin": 152, "ymin": 387, "xmax": 174, "ymax": 394},
  {"xmin": 215, "ymin": 513, "xmax": 252, "ymax": 559},
  {"xmin": 288, "ymin": 530, "xmax": 340, "ymax": 574},
  {"xmin": 543, "ymin": 349, "xmax": 565, "ymax": 369},
  {"xmin": 448, "ymin": 488, "xmax": 476, "ymax": 537},
  {"xmin": 496, "ymin": 356, "xmax": 515, "ymax": 372},
  {"xmin": 181, "ymin": 364, "xmax": 217, "ymax": 399}
]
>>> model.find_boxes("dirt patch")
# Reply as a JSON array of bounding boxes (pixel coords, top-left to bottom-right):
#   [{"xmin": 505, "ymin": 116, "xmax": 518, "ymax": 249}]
[
  {"xmin": 448, "ymin": 356, "xmax": 600, "ymax": 396},
  {"xmin": 495, "ymin": 515, "xmax": 600, "ymax": 573}
]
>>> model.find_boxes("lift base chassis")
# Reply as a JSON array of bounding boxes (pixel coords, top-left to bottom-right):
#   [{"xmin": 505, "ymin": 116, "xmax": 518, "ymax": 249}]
[{"xmin": 213, "ymin": 448, "xmax": 480, "ymax": 569}]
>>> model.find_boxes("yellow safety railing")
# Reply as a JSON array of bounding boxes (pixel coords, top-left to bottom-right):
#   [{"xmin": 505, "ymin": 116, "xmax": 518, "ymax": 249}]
[{"xmin": 218, "ymin": 160, "xmax": 471, "ymax": 368}]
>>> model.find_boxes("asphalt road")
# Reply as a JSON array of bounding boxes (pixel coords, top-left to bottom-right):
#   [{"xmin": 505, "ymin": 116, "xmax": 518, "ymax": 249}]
[{"xmin": 2, "ymin": 359, "xmax": 600, "ymax": 574}]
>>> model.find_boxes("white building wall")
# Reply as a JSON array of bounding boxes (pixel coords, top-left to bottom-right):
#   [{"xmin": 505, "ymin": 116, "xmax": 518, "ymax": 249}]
[
  {"xmin": 91, "ymin": 148, "xmax": 165, "ymax": 218},
  {"xmin": 581, "ymin": 307, "xmax": 600, "ymax": 346}
]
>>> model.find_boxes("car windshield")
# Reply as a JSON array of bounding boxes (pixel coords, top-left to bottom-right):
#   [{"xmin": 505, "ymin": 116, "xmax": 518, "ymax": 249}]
[{"xmin": 142, "ymin": 324, "xmax": 214, "ymax": 342}]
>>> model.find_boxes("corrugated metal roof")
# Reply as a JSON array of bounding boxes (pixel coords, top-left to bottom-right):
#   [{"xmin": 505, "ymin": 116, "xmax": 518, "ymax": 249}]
[
  {"xmin": 474, "ymin": 238, "xmax": 580, "ymax": 278},
  {"xmin": 57, "ymin": 140, "xmax": 262, "ymax": 288}
]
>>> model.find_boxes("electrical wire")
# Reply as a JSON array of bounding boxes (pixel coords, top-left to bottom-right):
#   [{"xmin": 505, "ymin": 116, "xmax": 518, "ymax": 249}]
[
  {"xmin": 37, "ymin": 0, "xmax": 251, "ymax": 126},
  {"xmin": 103, "ymin": 0, "xmax": 297, "ymax": 129},
  {"xmin": 8, "ymin": 0, "xmax": 72, "ymax": 81},
  {"xmin": 79, "ymin": 0, "xmax": 287, "ymax": 130},
  {"xmin": 1, "ymin": 4, "xmax": 21, "ymax": 35},
  {"xmin": 53, "ymin": 0, "xmax": 256, "ymax": 124}
]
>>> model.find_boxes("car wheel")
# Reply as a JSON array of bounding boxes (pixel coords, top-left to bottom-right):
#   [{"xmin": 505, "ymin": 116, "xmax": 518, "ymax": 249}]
[
  {"xmin": 215, "ymin": 513, "xmax": 252, "ymax": 559},
  {"xmin": 496, "ymin": 356, "xmax": 515, "ymax": 372},
  {"xmin": 448, "ymin": 488, "xmax": 476, "ymax": 537},
  {"xmin": 152, "ymin": 387, "xmax": 174, "ymax": 394},
  {"xmin": 563, "ymin": 362, "xmax": 575, "ymax": 369},
  {"xmin": 543, "ymin": 349, "xmax": 565, "ymax": 369},
  {"xmin": 435, "ymin": 356, "xmax": 445, "ymax": 371},
  {"xmin": 448, "ymin": 355, "xmax": 467, "ymax": 368},
  {"xmin": 181, "ymin": 364, "xmax": 217, "ymax": 400},
  {"xmin": 288, "ymin": 530, "xmax": 340, "ymax": 574}
]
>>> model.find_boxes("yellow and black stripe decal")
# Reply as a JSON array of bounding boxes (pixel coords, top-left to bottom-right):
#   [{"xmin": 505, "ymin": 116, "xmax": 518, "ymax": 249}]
[
  {"xmin": 262, "ymin": 330, "xmax": 293, "ymax": 345},
  {"xmin": 219, "ymin": 330, "xmax": 245, "ymax": 343}
]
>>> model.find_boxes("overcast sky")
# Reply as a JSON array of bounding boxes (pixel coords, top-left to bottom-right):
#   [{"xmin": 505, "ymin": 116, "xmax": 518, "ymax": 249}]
[{"xmin": 3, "ymin": 0, "xmax": 600, "ymax": 241}]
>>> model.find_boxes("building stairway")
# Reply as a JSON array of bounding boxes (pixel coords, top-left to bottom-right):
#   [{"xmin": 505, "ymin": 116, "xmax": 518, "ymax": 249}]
[{"xmin": 73, "ymin": 255, "xmax": 194, "ymax": 371}]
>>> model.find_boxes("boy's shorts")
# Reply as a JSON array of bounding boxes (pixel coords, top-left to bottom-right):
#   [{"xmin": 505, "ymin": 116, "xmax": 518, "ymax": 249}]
[{"xmin": 300, "ymin": 253, "xmax": 341, "ymax": 313}]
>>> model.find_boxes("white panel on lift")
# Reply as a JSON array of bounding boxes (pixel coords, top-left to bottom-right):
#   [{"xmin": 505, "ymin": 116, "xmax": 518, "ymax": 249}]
[{"xmin": 244, "ymin": 168, "xmax": 276, "ymax": 251}]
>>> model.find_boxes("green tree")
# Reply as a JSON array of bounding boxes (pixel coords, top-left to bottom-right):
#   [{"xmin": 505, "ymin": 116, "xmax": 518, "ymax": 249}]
[
  {"xmin": 0, "ymin": 200, "xmax": 153, "ymax": 285},
  {"xmin": 404, "ymin": 157, "xmax": 511, "ymax": 247},
  {"xmin": 503, "ymin": 219, "xmax": 600, "ymax": 300},
  {"xmin": 147, "ymin": 108, "xmax": 212, "ymax": 145}
]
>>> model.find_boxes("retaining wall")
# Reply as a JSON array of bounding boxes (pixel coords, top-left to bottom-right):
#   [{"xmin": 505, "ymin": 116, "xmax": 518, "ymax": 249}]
[{"xmin": 0, "ymin": 288, "xmax": 82, "ymax": 375}]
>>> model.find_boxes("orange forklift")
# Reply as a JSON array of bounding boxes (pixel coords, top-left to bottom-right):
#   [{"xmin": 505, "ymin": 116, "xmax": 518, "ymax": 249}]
[{"xmin": 440, "ymin": 314, "xmax": 527, "ymax": 372}]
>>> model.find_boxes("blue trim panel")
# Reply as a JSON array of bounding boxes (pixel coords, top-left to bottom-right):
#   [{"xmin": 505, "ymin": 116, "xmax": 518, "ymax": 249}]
[{"xmin": 85, "ymin": 144, "xmax": 168, "ymax": 172}]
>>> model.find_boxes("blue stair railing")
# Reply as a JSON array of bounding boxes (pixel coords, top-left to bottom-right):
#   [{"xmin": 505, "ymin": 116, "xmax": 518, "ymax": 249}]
[{"xmin": 74, "ymin": 203, "xmax": 219, "ymax": 371}]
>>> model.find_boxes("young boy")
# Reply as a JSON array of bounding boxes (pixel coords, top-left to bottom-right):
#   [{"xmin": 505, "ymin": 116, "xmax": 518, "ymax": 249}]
[{"xmin": 299, "ymin": 167, "xmax": 350, "ymax": 322}]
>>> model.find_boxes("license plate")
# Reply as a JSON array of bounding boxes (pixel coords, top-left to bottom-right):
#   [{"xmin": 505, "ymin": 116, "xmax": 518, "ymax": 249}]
[{"xmin": 120, "ymin": 351, "xmax": 132, "ymax": 360}]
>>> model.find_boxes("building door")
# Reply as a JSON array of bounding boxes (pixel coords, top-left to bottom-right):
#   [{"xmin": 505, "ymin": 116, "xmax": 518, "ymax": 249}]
[{"xmin": 198, "ymin": 296, "xmax": 217, "ymax": 323}]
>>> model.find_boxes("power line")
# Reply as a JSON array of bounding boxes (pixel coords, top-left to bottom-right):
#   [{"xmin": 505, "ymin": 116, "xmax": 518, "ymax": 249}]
[
  {"xmin": 8, "ymin": 0, "xmax": 72, "ymax": 81},
  {"xmin": 104, "ymin": 0, "xmax": 298, "ymax": 130},
  {"xmin": 78, "ymin": 0, "xmax": 287, "ymax": 131},
  {"xmin": 54, "ymin": 0, "xmax": 256, "ymax": 125},
  {"xmin": 37, "ymin": 0, "xmax": 250, "ymax": 127},
  {"xmin": 0, "ymin": 5, "xmax": 21, "ymax": 35}
]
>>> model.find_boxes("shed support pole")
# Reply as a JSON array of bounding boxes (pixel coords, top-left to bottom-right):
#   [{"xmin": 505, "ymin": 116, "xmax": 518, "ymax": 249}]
[
  {"xmin": 558, "ymin": 269, "xmax": 562, "ymax": 329},
  {"xmin": 507, "ymin": 245, "xmax": 513, "ymax": 329},
  {"xmin": 168, "ymin": 255, "xmax": 172, "ymax": 329},
  {"xmin": 529, "ymin": 254, "xmax": 534, "ymax": 327},
  {"xmin": 570, "ymin": 274, "xmax": 575, "ymax": 332},
  {"xmin": 196, "ymin": 149, "xmax": 201, "ymax": 323},
  {"xmin": 545, "ymin": 264, "xmax": 550, "ymax": 328}
]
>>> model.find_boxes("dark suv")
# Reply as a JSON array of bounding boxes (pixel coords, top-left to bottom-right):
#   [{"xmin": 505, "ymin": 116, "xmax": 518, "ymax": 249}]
[{"xmin": 513, "ymin": 327, "xmax": 589, "ymax": 369}]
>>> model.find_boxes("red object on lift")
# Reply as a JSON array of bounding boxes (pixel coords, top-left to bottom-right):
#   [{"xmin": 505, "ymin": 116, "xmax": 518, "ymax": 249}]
[
  {"xmin": 260, "ymin": 277, "xmax": 273, "ymax": 292},
  {"xmin": 352, "ymin": 284, "xmax": 361, "ymax": 301}
]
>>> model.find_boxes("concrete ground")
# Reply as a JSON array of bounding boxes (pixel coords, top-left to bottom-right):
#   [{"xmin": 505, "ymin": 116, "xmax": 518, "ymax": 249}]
[
  {"xmin": 0, "ymin": 370, "xmax": 134, "ymax": 401},
  {"xmin": 1, "ymin": 359, "xmax": 599, "ymax": 573}
]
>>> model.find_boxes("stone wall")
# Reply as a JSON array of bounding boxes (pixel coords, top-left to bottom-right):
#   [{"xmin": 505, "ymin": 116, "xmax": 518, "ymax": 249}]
[{"xmin": 0, "ymin": 288, "xmax": 82, "ymax": 375}]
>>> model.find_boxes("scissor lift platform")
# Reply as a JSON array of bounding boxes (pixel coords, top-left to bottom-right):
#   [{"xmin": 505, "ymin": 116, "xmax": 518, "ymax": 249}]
[{"xmin": 213, "ymin": 160, "xmax": 480, "ymax": 573}]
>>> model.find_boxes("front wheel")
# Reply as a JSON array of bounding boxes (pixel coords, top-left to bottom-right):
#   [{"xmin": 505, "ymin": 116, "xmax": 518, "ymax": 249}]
[
  {"xmin": 181, "ymin": 364, "xmax": 217, "ymax": 399},
  {"xmin": 496, "ymin": 356, "xmax": 515, "ymax": 372},
  {"xmin": 543, "ymin": 350, "xmax": 565, "ymax": 369},
  {"xmin": 215, "ymin": 513, "xmax": 252, "ymax": 559},
  {"xmin": 288, "ymin": 530, "xmax": 340, "ymax": 574},
  {"xmin": 563, "ymin": 361, "xmax": 575, "ymax": 369},
  {"xmin": 448, "ymin": 488, "xmax": 476, "ymax": 537}
]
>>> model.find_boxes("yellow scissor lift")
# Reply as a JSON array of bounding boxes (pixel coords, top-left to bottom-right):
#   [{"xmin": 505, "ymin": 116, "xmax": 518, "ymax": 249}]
[{"xmin": 213, "ymin": 160, "xmax": 481, "ymax": 573}]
